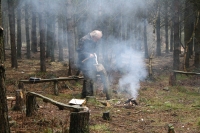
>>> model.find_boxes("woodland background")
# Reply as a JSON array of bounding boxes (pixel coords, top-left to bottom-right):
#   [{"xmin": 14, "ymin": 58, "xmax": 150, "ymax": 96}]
[{"xmin": 1, "ymin": 0, "xmax": 200, "ymax": 133}]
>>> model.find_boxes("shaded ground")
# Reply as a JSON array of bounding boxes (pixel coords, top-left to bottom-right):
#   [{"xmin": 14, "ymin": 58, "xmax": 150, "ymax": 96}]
[{"xmin": 5, "ymin": 49, "xmax": 200, "ymax": 133}]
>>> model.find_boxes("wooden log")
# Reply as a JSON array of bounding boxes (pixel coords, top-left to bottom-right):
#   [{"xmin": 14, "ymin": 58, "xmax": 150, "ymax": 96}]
[
  {"xmin": 173, "ymin": 70, "xmax": 200, "ymax": 75},
  {"xmin": 19, "ymin": 76, "xmax": 84, "ymax": 95},
  {"xmin": 69, "ymin": 111, "xmax": 90, "ymax": 133},
  {"xmin": 102, "ymin": 111, "xmax": 111, "ymax": 120},
  {"xmin": 26, "ymin": 93, "xmax": 37, "ymax": 117},
  {"xmin": 12, "ymin": 89, "xmax": 24, "ymax": 111},
  {"xmin": 26, "ymin": 92, "xmax": 85, "ymax": 116}
]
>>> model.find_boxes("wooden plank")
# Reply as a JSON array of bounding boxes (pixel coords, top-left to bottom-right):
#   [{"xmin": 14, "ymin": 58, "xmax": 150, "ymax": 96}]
[
  {"xmin": 27, "ymin": 92, "xmax": 85, "ymax": 112},
  {"xmin": 19, "ymin": 76, "xmax": 84, "ymax": 84},
  {"xmin": 173, "ymin": 70, "xmax": 200, "ymax": 75}
]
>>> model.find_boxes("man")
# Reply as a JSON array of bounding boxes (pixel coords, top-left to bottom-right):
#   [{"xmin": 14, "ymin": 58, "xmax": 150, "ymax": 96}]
[{"xmin": 77, "ymin": 30, "xmax": 110, "ymax": 100}]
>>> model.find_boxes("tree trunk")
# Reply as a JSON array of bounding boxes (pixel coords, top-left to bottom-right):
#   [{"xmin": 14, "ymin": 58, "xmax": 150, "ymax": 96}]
[
  {"xmin": 31, "ymin": 11, "xmax": 37, "ymax": 53},
  {"xmin": 51, "ymin": 15, "xmax": 55, "ymax": 62},
  {"xmin": 0, "ymin": 0, "xmax": 10, "ymax": 131},
  {"xmin": 170, "ymin": 24, "xmax": 174, "ymax": 52},
  {"xmin": 67, "ymin": 0, "xmax": 76, "ymax": 75},
  {"xmin": 164, "ymin": 1, "xmax": 169, "ymax": 53},
  {"xmin": 26, "ymin": 94, "xmax": 37, "ymax": 117},
  {"xmin": 69, "ymin": 111, "xmax": 90, "ymax": 133},
  {"xmin": 17, "ymin": 6, "xmax": 21, "ymax": 59},
  {"xmin": 184, "ymin": 0, "xmax": 194, "ymax": 69},
  {"xmin": 144, "ymin": 19, "xmax": 148, "ymax": 58},
  {"xmin": 12, "ymin": 89, "xmax": 23, "ymax": 111},
  {"xmin": 8, "ymin": 0, "xmax": 17, "ymax": 68},
  {"xmin": 2, "ymin": 0, "xmax": 7, "ymax": 61},
  {"xmin": 46, "ymin": 14, "xmax": 51, "ymax": 58},
  {"xmin": 156, "ymin": 1, "xmax": 161, "ymax": 56},
  {"xmin": 173, "ymin": 0, "xmax": 180, "ymax": 70},
  {"xmin": 25, "ymin": 2, "xmax": 30, "ymax": 59},
  {"xmin": 195, "ymin": 12, "xmax": 200, "ymax": 67},
  {"xmin": 58, "ymin": 16, "xmax": 64, "ymax": 61},
  {"xmin": 39, "ymin": 5, "xmax": 46, "ymax": 72}
]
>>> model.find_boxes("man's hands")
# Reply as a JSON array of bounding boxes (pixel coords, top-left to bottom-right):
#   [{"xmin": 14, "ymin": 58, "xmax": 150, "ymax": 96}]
[{"xmin": 89, "ymin": 53, "xmax": 94, "ymax": 58}]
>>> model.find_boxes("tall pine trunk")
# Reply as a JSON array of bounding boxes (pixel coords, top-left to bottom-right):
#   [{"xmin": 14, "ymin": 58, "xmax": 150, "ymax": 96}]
[
  {"xmin": 164, "ymin": 1, "xmax": 169, "ymax": 53},
  {"xmin": 39, "ymin": 5, "xmax": 46, "ymax": 72},
  {"xmin": 31, "ymin": 10, "xmax": 37, "ymax": 53},
  {"xmin": 67, "ymin": 0, "xmax": 75, "ymax": 75},
  {"xmin": 156, "ymin": 1, "xmax": 161, "ymax": 56},
  {"xmin": 0, "ymin": 0, "xmax": 10, "ymax": 131},
  {"xmin": 194, "ymin": 12, "xmax": 200, "ymax": 68},
  {"xmin": 144, "ymin": 19, "xmax": 148, "ymax": 58},
  {"xmin": 184, "ymin": 0, "xmax": 194, "ymax": 69},
  {"xmin": 17, "ymin": 6, "xmax": 21, "ymax": 59},
  {"xmin": 25, "ymin": 2, "xmax": 30, "ymax": 59},
  {"xmin": 173, "ymin": 0, "xmax": 180, "ymax": 70},
  {"xmin": 58, "ymin": 16, "xmax": 64, "ymax": 61},
  {"xmin": 8, "ymin": 0, "xmax": 17, "ymax": 68}
]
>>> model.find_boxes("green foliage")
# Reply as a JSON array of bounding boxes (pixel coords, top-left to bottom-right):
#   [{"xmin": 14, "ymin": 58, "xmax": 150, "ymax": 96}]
[
  {"xmin": 90, "ymin": 124, "xmax": 110, "ymax": 132},
  {"xmin": 43, "ymin": 128, "xmax": 52, "ymax": 133}
]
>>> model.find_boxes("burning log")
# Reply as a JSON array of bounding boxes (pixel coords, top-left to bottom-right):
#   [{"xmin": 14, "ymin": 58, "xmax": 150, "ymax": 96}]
[{"xmin": 124, "ymin": 98, "xmax": 138, "ymax": 106}]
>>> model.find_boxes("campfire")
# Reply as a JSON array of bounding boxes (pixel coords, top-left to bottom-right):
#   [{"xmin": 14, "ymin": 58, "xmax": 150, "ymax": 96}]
[{"xmin": 124, "ymin": 98, "xmax": 138, "ymax": 106}]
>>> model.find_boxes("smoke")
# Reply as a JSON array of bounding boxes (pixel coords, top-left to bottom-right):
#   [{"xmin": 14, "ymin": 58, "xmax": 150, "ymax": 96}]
[
  {"xmin": 15, "ymin": 0, "xmax": 151, "ymax": 98},
  {"xmin": 102, "ymin": 38, "xmax": 147, "ymax": 99}
]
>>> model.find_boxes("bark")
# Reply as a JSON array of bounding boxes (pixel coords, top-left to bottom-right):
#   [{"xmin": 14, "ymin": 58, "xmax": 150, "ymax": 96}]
[
  {"xmin": 69, "ymin": 111, "xmax": 90, "ymax": 133},
  {"xmin": 39, "ymin": 7, "xmax": 46, "ymax": 72},
  {"xmin": 144, "ymin": 19, "xmax": 148, "ymax": 58},
  {"xmin": 170, "ymin": 24, "xmax": 174, "ymax": 52},
  {"xmin": 58, "ymin": 16, "xmax": 64, "ymax": 61},
  {"xmin": 173, "ymin": 0, "xmax": 180, "ymax": 70},
  {"xmin": 17, "ymin": 6, "xmax": 21, "ymax": 59},
  {"xmin": 164, "ymin": 0, "xmax": 169, "ymax": 53},
  {"xmin": 156, "ymin": 1, "xmax": 161, "ymax": 56},
  {"xmin": 66, "ymin": 0, "xmax": 76, "ymax": 75},
  {"xmin": 25, "ymin": 2, "xmax": 30, "ymax": 59},
  {"xmin": 46, "ymin": 14, "xmax": 51, "ymax": 58},
  {"xmin": 51, "ymin": 16, "xmax": 55, "ymax": 62},
  {"xmin": 195, "ymin": 12, "xmax": 200, "ymax": 67},
  {"xmin": 12, "ymin": 89, "xmax": 23, "ymax": 111},
  {"xmin": 31, "ymin": 11, "xmax": 37, "ymax": 53},
  {"xmin": 184, "ymin": 1, "xmax": 194, "ymax": 69},
  {"xmin": 26, "ymin": 94, "xmax": 37, "ymax": 117},
  {"xmin": 0, "ymin": 0, "xmax": 10, "ymax": 131},
  {"xmin": 2, "ymin": 0, "xmax": 7, "ymax": 61},
  {"xmin": 8, "ymin": 0, "xmax": 17, "ymax": 68}
]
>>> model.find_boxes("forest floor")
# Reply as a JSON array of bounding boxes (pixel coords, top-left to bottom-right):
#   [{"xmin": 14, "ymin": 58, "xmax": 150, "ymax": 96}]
[{"xmin": 4, "ymin": 48, "xmax": 200, "ymax": 133}]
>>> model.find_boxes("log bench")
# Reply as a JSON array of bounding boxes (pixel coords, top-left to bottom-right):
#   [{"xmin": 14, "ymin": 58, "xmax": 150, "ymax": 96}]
[
  {"xmin": 170, "ymin": 70, "xmax": 200, "ymax": 86},
  {"xmin": 26, "ymin": 92, "xmax": 90, "ymax": 132},
  {"xmin": 19, "ymin": 76, "xmax": 84, "ymax": 95}
]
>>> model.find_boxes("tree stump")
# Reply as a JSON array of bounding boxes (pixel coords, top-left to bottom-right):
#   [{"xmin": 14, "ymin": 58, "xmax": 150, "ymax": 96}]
[
  {"xmin": 102, "ymin": 111, "xmax": 111, "ymax": 120},
  {"xmin": 69, "ymin": 111, "xmax": 90, "ymax": 133},
  {"xmin": 26, "ymin": 94, "xmax": 37, "ymax": 117},
  {"xmin": 12, "ymin": 89, "xmax": 24, "ymax": 111}
]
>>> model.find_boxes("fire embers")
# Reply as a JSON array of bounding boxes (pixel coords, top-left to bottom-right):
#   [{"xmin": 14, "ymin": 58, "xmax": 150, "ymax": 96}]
[{"xmin": 124, "ymin": 98, "xmax": 138, "ymax": 107}]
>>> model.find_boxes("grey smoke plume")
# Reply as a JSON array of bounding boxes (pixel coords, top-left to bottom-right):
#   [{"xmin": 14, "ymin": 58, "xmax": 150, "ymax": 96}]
[
  {"xmin": 17, "ymin": 0, "xmax": 150, "ymax": 98},
  {"xmin": 103, "ymin": 40, "xmax": 147, "ymax": 99}
]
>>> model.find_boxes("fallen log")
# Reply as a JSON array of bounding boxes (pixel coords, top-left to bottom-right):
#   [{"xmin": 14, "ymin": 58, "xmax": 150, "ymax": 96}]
[
  {"xmin": 170, "ymin": 70, "xmax": 200, "ymax": 86},
  {"xmin": 26, "ymin": 92, "xmax": 86, "ymax": 116}
]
